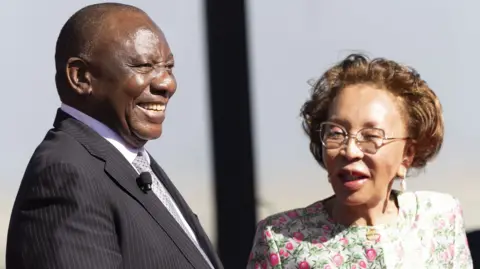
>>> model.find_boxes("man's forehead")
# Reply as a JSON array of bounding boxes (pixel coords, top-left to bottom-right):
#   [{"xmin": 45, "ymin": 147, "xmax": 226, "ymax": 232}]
[
  {"xmin": 132, "ymin": 27, "xmax": 165, "ymax": 43},
  {"xmin": 95, "ymin": 13, "xmax": 170, "ymax": 57},
  {"xmin": 103, "ymin": 11, "xmax": 161, "ymax": 40},
  {"xmin": 130, "ymin": 27, "xmax": 171, "ymax": 59}
]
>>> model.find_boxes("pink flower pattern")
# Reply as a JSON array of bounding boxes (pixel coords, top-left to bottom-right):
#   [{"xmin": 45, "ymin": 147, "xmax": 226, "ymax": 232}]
[{"xmin": 246, "ymin": 191, "xmax": 473, "ymax": 268}]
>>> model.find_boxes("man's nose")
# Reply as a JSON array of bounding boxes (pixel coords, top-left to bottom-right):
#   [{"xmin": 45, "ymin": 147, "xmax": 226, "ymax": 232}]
[
  {"xmin": 342, "ymin": 137, "xmax": 364, "ymax": 161},
  {"xmin": 150, "ymin": 68, "xmax": 177, "ymax": 96}
]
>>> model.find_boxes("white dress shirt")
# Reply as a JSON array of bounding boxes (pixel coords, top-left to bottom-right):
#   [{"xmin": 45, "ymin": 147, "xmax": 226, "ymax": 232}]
[{"xmin": 60, "ymin": 103, "xmax": 199, "ymax": 243}]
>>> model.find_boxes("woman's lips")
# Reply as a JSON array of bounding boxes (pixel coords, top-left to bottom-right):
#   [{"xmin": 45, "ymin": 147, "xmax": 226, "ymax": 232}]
[{"xmin": 337, "ymin": 170, "xmax": 370, "ymax": 190}]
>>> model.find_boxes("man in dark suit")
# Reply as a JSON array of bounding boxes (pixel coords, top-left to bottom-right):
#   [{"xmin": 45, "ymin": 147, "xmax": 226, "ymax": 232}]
[{"xmin": 6, "ymin": 3, "xmax": 223, "ymax": 269}]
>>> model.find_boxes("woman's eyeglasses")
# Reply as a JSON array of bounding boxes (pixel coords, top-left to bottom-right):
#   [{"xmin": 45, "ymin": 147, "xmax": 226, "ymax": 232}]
[{"xmin": 319, "ymin": 122, "xmax": 409, "ymax": 154}]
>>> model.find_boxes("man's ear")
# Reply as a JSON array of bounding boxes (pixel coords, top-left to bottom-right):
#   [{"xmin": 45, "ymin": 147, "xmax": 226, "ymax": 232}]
[{"xmin": 66, "ymin": 57, "xmax": 92, "ymax": 96}]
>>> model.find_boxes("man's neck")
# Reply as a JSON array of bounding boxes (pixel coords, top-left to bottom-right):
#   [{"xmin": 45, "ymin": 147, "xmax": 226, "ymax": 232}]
[{"xmin": 60, "ymin": 103, "xmax": 146, "ymax": 163}]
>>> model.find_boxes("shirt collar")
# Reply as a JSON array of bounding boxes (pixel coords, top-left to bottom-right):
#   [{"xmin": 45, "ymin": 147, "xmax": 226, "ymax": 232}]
[{"xmin": 60, "ymin": 103, "xmax": 150, "ymax": 164}]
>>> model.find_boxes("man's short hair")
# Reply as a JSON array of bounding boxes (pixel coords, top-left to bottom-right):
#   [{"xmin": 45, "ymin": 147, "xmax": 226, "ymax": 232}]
[{"xmin": 54, "ymin": 3, "xmax": 144, "ymax": 100}]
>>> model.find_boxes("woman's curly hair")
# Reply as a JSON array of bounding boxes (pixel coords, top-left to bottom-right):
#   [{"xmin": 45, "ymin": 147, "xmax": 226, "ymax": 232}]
[{"xmin": 301, "ymin": 54, "xmax": 444, "ymax": 170}]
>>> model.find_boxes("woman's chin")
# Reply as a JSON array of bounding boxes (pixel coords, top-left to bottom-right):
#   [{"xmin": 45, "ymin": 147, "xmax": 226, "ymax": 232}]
[{"xmin": 334, "ymin": 191, "xmax": 369, "ymax": 207}]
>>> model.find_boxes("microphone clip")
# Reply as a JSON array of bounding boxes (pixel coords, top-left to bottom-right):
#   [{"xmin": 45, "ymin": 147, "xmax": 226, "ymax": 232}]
[{"xmin": 136, "ymin": 172, "xmax": 152, "ymax": 193}]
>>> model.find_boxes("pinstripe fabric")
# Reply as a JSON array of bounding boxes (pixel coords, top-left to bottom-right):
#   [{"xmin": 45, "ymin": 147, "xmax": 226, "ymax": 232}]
[
  {"xmin": 6, "ymin": 109, "xmax": 224, "ymax": 269},
  {"xmin": 133, "ymin": 153, "xmax": 215, "ymax": 268}
]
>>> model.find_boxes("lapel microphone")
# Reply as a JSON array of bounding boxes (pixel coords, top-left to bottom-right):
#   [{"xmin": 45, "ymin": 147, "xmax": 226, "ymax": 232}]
[{"xmin": 137, "ymin": 172, "xmax": 152, "ymax": 193}]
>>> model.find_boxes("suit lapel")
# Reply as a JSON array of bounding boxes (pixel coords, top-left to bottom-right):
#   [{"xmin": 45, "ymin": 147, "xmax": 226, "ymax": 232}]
[
  {"xmin": 54, "ymin": 109, "xmax": 211, "ymax": 268},
  {"xmin": 150, "ymin": 158, "xmax": 223, "ymax": 269}
]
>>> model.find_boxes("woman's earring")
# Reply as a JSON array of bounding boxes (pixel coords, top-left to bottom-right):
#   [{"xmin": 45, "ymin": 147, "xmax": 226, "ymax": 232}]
[{"xmin": 400, "ymin": 172, "xmax": 407, "ymax": 192}]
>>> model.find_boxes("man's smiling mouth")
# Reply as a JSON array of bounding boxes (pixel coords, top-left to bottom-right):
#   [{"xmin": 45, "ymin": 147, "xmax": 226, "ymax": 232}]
[{"xmin": 137, "ymin": 103, "xmax": 165, "ymax": 112}]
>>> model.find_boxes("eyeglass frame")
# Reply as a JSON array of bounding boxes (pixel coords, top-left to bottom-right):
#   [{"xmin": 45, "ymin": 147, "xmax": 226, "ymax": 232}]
[{"xmin": 318, "ymin": 121, "xmax": 411, "ymax": 154}]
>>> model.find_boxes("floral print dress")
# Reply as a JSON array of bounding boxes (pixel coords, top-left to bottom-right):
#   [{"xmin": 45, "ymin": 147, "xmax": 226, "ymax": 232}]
[{"xmin": 247, "ymin": 191, "xmax": 473, "ymax": 269}]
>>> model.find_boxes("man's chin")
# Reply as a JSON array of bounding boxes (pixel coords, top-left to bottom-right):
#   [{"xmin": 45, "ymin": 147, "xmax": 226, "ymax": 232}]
[
  {"xmin": 122, "ymin": 120, "xmax": 163, "ymax": 148},
  {"xmin": 131, "ymin": 127, "xmax": 162, "ymax": 143}
]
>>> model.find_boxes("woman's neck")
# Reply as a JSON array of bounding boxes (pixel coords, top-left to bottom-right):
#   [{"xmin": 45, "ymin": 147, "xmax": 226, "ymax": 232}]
[{"xmin": 329, "ymin": 192, "xmax": 400, "ymax": 227}]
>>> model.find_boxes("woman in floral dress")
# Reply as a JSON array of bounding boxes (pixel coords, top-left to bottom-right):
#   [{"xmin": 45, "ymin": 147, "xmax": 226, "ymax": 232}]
[{"xmin": 246, "ymin": 54, "xmax": 473, "ymax": 269}]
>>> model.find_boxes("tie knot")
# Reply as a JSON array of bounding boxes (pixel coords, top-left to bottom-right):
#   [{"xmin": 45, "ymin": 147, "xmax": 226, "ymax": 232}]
[{"xmin": 133, "ymin": 152, "xmax": 150, "ymax": 173}]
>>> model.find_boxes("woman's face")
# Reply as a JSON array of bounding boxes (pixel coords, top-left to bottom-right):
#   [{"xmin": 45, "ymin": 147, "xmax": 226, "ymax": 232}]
[{"xmin": 322, "ymin": 84, "xmax": 413, "ymax": 206}]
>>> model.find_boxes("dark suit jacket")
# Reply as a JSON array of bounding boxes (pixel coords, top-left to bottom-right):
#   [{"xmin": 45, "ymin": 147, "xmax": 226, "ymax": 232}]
[{"xmin": 6, "ymin": 109, "xmax": 224, "ymax": 269}]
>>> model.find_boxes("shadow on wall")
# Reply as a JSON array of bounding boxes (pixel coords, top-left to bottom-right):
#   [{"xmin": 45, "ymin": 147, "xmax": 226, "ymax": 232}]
[{"xmin": 467, "ymin": 230, "xmax": 480, "ymax": 268}]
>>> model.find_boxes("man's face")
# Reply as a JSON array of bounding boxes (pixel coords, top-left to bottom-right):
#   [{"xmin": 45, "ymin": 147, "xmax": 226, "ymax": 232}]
[{"xmin": 86, "ymin": 12, "xmax": 177, "ymax": 148}]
